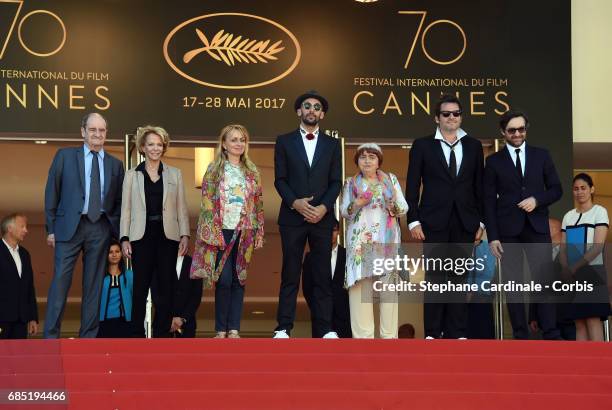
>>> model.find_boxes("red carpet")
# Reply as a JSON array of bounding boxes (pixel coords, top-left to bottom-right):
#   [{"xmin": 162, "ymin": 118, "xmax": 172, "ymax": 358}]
[{"xmin": 2, "ymin": 339, "xmax": 612, "ymax": 409}]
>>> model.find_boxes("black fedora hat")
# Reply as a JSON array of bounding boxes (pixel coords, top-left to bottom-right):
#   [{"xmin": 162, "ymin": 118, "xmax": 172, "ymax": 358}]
[{"xmin": 294, "ymin": 90, "xmax": 329, "ymax": 113}]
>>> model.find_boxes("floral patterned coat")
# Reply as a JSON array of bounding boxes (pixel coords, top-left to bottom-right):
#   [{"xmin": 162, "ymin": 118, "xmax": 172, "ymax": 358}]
[
  {"xmin": 340, "ymin": 172, "xmax": 408, "ymax": 288},
  {"xmin": 190, "ymin": 163, "xmax": 264, "ymax": 289}
]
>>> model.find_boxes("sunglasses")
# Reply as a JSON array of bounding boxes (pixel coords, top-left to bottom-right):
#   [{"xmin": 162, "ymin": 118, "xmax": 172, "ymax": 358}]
[
  {"xmin": 302, "ymin": 102, "xmax": 322, "ymax": 112},
  {"xmin": 505, "ymin": 126, "xmax": 527, "ymax": 135},
  {"xmin": 440, "ymin": 110, "xmax": 462, "ymax": 118}
]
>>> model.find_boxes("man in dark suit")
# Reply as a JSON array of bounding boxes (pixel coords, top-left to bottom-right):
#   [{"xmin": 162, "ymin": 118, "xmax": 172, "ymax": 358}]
[
  {"xmin": 484, "ymin": 109, "xmax": 562, "ymax": 340},
  {"xmin": 152, "ymin": 254, "xmax": 203, "ymax": 338},
  {"xmin": 406, "ymin": 94, "xmax": 484, "ymax": 339},
  {"xmin": 302, "ymin": 220, "xmax": 351, "ymax": 338},
  {"xmin": 0, "ymin": 213, "xmax": 38, "ymax": 339},
  {"xmin": 273, "ymin": 90, "xmax": 342, "ymax": 338},
  {"xmin": 44, "ymin": 112, "xmax": 125, "ymax": 338}
]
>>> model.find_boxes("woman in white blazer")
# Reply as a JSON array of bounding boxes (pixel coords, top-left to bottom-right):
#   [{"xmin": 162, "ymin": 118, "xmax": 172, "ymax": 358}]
[{"xmin": 120, "ymin": 125, "xmax": 190, "ymax": 337}]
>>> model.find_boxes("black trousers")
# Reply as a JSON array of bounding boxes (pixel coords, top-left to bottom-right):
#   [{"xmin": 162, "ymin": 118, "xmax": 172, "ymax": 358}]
[
  {"xmin": 131, "ymin": 221, "xmax": 179, "ymax": 338},
  {"xmin": 0, "ymin": 321, "xmax": 27, "ymax": 339},
  {"xmin": 277, "ymin": 224, "xmax": 333, "ymax": 334},
  {"xmin": 500, "ymin": 222, "xmax": 560, "ymax": 340},
  {"xmin": 97, "ymin": 317, "xmax": 132, "ymax": 338},
  {"xmin": 423, "ymin": 207, "xmax": 474, "ymax": 339}
]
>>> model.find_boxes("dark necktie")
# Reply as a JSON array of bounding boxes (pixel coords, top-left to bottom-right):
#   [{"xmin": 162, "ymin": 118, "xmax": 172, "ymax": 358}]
[
  {"xmin": 442, "ymin": 140, "xmax": 458, "ymax": 178},
  {"xmin": 87, "ymin": 151, "xmax": 102, "ymax": 223},
  {"xmin": 515, "ymin": 148, "xmax": 523, "ymax": 179},
  {"xmin": 306, "ymin": 133, "xmax": 315, "ymax": 140}
]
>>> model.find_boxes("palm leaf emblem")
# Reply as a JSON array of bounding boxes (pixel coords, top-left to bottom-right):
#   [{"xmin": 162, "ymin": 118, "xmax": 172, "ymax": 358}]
[{"xmin": 183, "ymin": 29, "xmax": 285, "ymax": 66}]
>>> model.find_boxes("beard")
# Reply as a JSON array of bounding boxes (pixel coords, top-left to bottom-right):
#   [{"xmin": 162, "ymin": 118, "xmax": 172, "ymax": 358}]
[{"xmin": 301, "ymin": 114, "xmax": 319, "ymax": 126}]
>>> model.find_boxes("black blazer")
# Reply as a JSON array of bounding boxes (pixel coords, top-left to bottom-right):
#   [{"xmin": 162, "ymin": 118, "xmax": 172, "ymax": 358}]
[
  {"xmin": 0, "ymin": 243, "xmax": 38, "ymax": 323},
  {"xmin": 172, "ymin": 255, "xmax": 203, "ymax": 323},
  {"xmin": 302, "ymin": 245, "xmax": 352, "ymax": 338},
  {"xmin": 274, "ymin": 129, "xmax": 342, "ymax": 227},
  {"xmin": 405, "ymin": 134, "xmax": 484, "ymax": 233},
  {"xmin": 484, "ymin": 145, "xmax": 562, "ymax": 241}
]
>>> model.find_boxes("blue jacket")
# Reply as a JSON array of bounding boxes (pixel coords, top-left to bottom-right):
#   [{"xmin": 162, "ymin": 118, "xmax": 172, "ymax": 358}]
[{"xmin": 99, "ymin": 269, "xmax": 133, "ymax": 321}]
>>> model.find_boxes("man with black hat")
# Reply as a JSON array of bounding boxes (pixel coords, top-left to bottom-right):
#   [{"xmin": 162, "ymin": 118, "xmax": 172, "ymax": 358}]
[{"xmin": 273, "ymin": 90, "xmax": 342, "ymax": 338}]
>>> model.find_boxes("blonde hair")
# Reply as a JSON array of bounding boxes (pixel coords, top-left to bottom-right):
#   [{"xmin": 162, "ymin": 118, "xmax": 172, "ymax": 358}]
[
  {"xmin": 135, "ymin": 125, "xmax": 170, "ymax": 155},
  {"xmin": 205, "ymin": 124, "xmax": 258, "ymax": 180}
]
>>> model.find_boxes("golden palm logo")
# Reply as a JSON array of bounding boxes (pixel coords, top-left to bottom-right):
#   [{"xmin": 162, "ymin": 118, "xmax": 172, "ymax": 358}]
[
  {"xmin": 183, "ymin": 29, "xmax": 284, "ymax": 66},
  {"xmin": 163, "ymin": 13, "xmax": 301, "ymax": 89}
]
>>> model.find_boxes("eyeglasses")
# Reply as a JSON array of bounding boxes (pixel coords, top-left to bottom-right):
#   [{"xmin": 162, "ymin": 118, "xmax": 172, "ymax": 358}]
[
  {"xmin": 302, "ymin": 102, "xmax": 322, "ymax": 112},
  {"xmin": 440, "ymin": 110, "xmax": 462, "ymax": 118},
  {"xmin": 505, "ymin": 126, "xmax": 527, "ymax": 135}
]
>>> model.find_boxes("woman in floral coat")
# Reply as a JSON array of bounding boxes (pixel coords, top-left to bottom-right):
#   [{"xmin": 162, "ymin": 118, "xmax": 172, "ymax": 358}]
[
  {"xmin": 191, "ymin": 124, "xmax": 264, "ymax": 338},
  {"xmin": 341, "ymin": 143, "xmax": 408, "ymax": 338}
]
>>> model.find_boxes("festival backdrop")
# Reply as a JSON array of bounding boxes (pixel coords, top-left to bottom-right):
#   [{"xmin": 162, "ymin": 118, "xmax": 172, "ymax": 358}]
[{"xmin": 0, "ymin": 0, "xmax": 571, "ymax": 193}]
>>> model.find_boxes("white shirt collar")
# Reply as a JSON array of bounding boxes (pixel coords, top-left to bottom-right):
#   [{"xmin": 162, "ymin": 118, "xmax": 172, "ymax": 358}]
[
  {"xmin": 83, "ymin": 144, "xmax": 105, "ymax": 159},
  {"xmin": 506, "ymin": 141, "xmax": 526, "ymax": 154},
  {"xmin": 434, "ymin": 127, "xmax": 467, "ymax": 142},
  {"xmin": 300, "ymin": 127, "xmax": 320, "ymax": 138},
  {"xmin": 2, "ymin": 238, "xmax": 18, "ymax": 252}
]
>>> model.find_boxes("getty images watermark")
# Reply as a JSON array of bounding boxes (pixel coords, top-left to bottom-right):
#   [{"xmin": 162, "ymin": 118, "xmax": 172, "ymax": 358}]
[{"xmin": 360, "ymin": 243, "xmax": 610, "ymax": 304}]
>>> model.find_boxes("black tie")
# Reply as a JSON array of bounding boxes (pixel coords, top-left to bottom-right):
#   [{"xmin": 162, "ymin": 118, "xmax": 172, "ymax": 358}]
[
  {"xmin": 442, "ymin": 140, "xmax": 458, "ymax": 178},
  {"xmin": 87, "ymin": 151, "xmax": 102, "ymax": 223},
  {"xmin": 515, "ymin": 148, "xmax": 523, "ymax": 179}
]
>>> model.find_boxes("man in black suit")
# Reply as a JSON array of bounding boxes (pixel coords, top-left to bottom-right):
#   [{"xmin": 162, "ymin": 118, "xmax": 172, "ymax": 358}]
[
  {"xmin": 0, "ymin": 213, "xmax": 38, "ymax": 339},
  {"xmin": 273, "ymin": 90, "xmax": 342, "ymax": 338},
  {"xmin": 406, "ymin": 94, "xmax": 484, "ymax": 339},
  {"xmin": 152, "ymin": 254, "xmax": 202, "ymax": 338},
  {"xmin": 484, "ymin": 109, "xmax": 562, "ymax": 340},
  {"xmin": 302, "ymin": 220, "xmax": 351, "ymax": 338}
]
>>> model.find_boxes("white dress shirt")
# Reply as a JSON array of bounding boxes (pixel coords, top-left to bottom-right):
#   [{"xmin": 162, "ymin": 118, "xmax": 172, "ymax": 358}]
[
  {"xmin": 435, "ymin": 127, "xmax": 467, "ymax": 173},
  {"xmin": 3, "ymin": 238, "xmax": 22, "ymax": 277},
  {"xmin": 176, "ymin": 255, "xmax": 184, "ymax": 279},
  {"xmin": 506, "ymin": 141, "xmax": 526, "ymax": 176},
  {"xmin": 330, "ymin": 244, "xmax": 338, "ymax": 279},
  {"xmin": 299, "ymin": 127, "xmax": 319, "ymax": 166}
]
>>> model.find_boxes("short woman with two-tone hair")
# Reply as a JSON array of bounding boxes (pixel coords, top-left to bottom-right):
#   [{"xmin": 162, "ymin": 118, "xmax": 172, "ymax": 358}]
[{"xmin": 341, "ymin": 143, "xmax": 408, "ymax": 338}]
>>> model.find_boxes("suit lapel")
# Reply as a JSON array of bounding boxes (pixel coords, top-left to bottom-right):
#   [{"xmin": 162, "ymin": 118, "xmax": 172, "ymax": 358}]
[
  {"xmin": 291, "ymin": 131, "xmax": 310, "ymax": 168},
  {"xmin": 0, "ymin": 243, "xmax": 20, "ymax": 279},
  {"xmin": 103, "ymin": 152, "xmax": 111, "ymax": 199},
  {"xmin": 456, "ymin": 137, "xmax": 468, "ymax": 179},
  {"xmin": 523, "ymin": 145, "xmax": 531, "ymax": 181},
  {"xmin": 137, "ymin": 170, "xmax": 146, "ymax": 206},
  {"xmin": 433, "ymin": 139, "xmax": 453, "ymax": 179},
  {"xmin": 310, "ymin": 135, "xmax": 327, "ymax": 169},
  {"xmin": 76, "ymin": 148, "xmax": 85, "ymax": 193},
  {"xmin": 162, "ymin": 162, "xmax": 168, "ymax": 206}
]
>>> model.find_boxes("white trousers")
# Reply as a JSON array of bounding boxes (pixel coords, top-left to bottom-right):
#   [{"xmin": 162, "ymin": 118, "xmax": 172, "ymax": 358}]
[{"xmin": 348, "ymin": 277, "xmax": 398, "ymax": 338}]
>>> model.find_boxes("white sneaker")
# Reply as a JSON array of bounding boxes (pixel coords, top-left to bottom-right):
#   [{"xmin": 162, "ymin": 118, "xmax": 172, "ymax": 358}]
[
  {"xmin": 273, "ymin": 330, "xmax": 290, "ymax": 339},
  {"xmin": 322, "ymin": 331, "xmax": 339, "ymax": 339},
  {"xmin": 425, "ymin": 336, "xmax": 435, "ymax": 340}
]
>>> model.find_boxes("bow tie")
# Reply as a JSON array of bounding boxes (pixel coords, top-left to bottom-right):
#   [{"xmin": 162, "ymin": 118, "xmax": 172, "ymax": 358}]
[{"xmin": 305, "ymin": 133, "xmax": 315, "ymax": 140}]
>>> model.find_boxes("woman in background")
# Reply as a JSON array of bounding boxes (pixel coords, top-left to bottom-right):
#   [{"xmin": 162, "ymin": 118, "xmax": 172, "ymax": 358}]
[
  {"xmin": 98, "ymin": 239, "xmax": 133, "ymax": 338},
  {"xmin": 191, "ymin": 124, "xmax": 264, "ymax": 338},
  {"xmin": 561, "ymin": 173, "xmax": 610, "ymax": 341}
]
